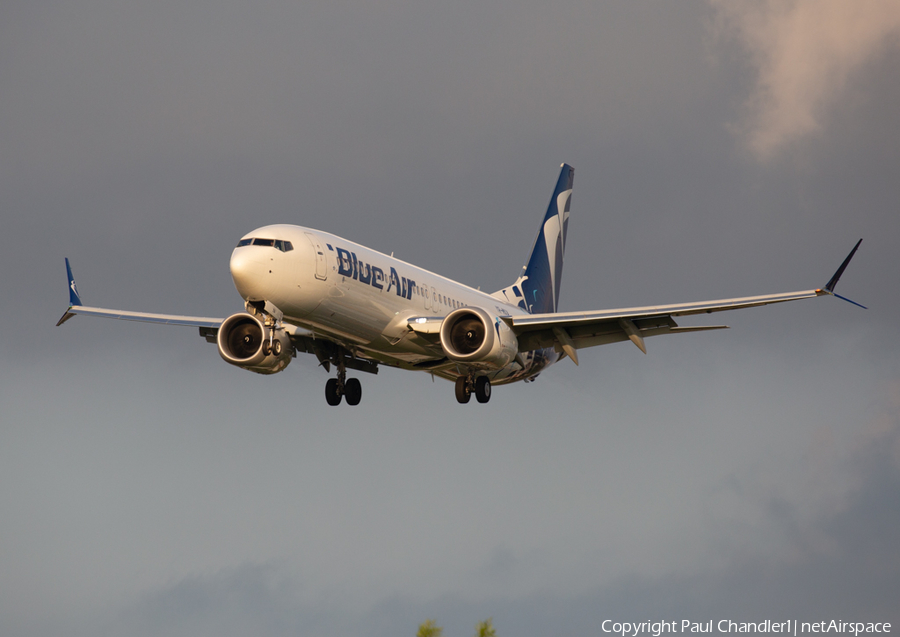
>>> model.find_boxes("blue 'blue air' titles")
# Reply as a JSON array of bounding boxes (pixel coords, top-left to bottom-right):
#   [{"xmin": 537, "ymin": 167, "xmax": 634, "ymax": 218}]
[{"xmin": 335, "ymin": 247, "xmax": 417, "ymax": 300}]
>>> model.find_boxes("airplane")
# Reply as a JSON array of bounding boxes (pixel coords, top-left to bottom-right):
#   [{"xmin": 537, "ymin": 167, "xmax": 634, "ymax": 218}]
[{"xmin": 57, "ymin": 163, "xmax": 865, "ymax": 406}]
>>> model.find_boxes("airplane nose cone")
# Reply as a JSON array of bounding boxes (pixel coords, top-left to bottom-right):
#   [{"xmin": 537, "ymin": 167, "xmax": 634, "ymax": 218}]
[{"xmin": 230, "ymin": 249, "xmax": 266, "ymax": 300}]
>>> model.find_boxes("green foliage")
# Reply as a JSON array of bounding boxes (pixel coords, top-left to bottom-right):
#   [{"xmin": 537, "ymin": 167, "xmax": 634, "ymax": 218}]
[
  {"xmin": 417, "ymin": 619, "xmax": 443, "ymax": 637},
  {"xmin": 475, "ymin": 618, "xmax": 496, "ymax": 637},
  {"xmin": 416, "ymin": 617, "xmax": 495, "ymax": 636}
]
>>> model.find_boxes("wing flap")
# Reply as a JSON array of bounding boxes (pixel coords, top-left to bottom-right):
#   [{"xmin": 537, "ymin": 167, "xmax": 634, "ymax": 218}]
[{"xmin": 516, "ymin": 315, "xmax": 729, "ymax": 353}]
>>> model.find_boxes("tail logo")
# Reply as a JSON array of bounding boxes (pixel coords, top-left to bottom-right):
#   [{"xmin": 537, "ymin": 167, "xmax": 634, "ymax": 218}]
[
  {"xmin": 490, "ymin": 164, "xmax": 573, "ymax": 315},
  {"xmin": 542, "ymin": 188, "xmax": 571, "ymax": 313}
]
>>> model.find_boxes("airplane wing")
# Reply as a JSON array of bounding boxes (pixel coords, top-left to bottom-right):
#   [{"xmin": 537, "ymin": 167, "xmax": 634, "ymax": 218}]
[
  {"xmin": 57, "ymin": 305, "xmax": 223, "ymax": 328},
  {"xmin": 506, "ymin": 240, "xmax": 865, "ymax": 364},
  {"xmin": 56, "ymin": 258, "xmax": 383, "ymax": 375},
  {"xmin": 56, "ymin": 258, "xmax": 224, "ymax": 328}
]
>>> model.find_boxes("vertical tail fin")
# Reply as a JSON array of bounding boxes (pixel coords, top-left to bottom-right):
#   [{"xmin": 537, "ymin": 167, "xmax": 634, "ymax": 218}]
[{"xmin": 493, "ymin": 163, "xmax": 574, "ymax": 314}]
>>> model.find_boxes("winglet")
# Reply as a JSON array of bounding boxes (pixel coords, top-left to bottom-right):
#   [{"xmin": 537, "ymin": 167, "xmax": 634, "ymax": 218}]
[
  {"xmin": 56, "ymin": 258, "xmax": 83, "ymax": 326},
  {"xmin": 65, "ymin": 258, "xmax": 83, "ymax": 306},
  {"xmin": 825, "ymin": 239, "xmax": 861, "ymax": 292},
  {"xmin": 819, "ymin": 239, "xmax": 867, "ymax": 309}
]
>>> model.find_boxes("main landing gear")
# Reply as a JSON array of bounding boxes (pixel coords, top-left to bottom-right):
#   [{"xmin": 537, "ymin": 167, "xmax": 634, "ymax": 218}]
[
  {"xmin": 325, "ymin": 357, "xmax": 362, "ymax": 406},
  {"xmin": 311, "ymin": 340, "xmax": 378, "ymax": 406},
  {"xmin": 455, "ymin": 373, "xmax": 491, "ymax": 404}
]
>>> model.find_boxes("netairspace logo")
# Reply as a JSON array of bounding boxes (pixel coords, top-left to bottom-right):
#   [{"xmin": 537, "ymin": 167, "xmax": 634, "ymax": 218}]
[{"xmin": 600, "ymin": 621, "xmax": 892, "ymax": 637}]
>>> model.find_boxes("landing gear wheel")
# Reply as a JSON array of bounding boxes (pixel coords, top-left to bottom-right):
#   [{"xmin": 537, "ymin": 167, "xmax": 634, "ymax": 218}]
[
  {"xmin": 455, "ymin": 376, "xmax": 471, "ymax": 404},
  {"xmin": 475, "ymin": 376, "xmax": 491, "ymax": 403},
  {"xmin": 273, "ymin": 339, "xmax": 282, "ymax": 355},
  {"xmin": 325, "ymin": 378, "xmax": 342, "ymax": 406},
  {"xmin": 262, "ymin": 341, "xmax": 272, "ymax": 356},
  {"xmin": 344, "ymin": 378, "xmax": 362, "ymax": 406}
]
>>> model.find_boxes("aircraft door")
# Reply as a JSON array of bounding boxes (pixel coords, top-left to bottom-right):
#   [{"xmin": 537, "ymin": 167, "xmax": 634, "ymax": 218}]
[
  {"xmin": 431, "ymin": 286, "xmax": 440, "ymax": 313},
  {"xmin": 305, "ymin": 233, "xmax": 327, "ymax": 280}
]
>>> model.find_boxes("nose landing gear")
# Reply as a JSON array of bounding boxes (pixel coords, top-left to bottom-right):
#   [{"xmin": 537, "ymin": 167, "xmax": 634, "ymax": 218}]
[{"xmin": 455, "ymin": 372, "xmax": 491, "ymax": 404}]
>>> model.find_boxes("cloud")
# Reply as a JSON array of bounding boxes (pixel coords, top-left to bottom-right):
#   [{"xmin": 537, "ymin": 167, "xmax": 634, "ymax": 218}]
[
  {"xmin": 710, "ymin": 0, "xmax": 900, "ymax": 159},
  {"xmin": 44, "ymin": 401, "xmax": 899, "ymax": 637}
]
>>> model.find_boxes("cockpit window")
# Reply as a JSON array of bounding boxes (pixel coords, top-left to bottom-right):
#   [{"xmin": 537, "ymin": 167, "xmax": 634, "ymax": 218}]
[{"xmin": 237, "ymin": 237, "xmax": 294, "ymax": 252}]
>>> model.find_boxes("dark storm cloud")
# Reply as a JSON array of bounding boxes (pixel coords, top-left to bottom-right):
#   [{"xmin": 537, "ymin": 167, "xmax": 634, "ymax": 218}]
[{"xmin": 85, "ymin": 412, "xmax": 899, "ymax": 637}]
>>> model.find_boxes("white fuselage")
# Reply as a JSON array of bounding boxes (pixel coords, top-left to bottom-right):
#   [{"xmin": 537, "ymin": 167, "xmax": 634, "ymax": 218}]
[
  {"xmin": 229, "ymin": 224, "xmax": 559, "ymax": 383},
  {"xmin": 57, "ymin": 161, "xmax": 864, "ymax": 406}
]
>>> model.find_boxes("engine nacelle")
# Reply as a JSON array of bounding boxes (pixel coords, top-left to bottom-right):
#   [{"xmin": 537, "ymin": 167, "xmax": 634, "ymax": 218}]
[
  {"xmin": 217, "ymin": 313, "xmax": 293, "ymax": 375},
  {"xmin": 439, "ymin": 307, "xmax": 518, "ymax": 369}
]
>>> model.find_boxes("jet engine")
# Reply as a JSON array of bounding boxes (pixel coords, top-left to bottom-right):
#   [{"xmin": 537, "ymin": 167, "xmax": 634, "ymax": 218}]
[
  {"xmin": 439, "ymin": 307, "xmax": 518, "ymax": 369},
  {"xmin": 217, "ymin": 313, "xmax": 293, "ymax": 374}
]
